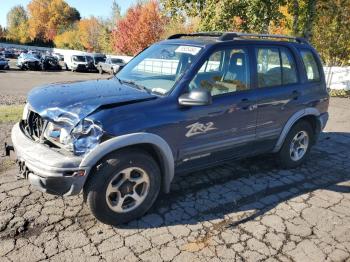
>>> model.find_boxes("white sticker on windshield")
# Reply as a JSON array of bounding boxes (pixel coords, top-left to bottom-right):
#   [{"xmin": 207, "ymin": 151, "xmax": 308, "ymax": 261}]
[{"xmin": 175, "ymin": 46, "xmax": 201, "ymax": 56}]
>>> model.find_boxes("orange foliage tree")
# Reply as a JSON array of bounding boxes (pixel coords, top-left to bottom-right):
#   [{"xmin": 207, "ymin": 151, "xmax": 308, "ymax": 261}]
[
  {"xmin": 27, "ymin": 0, "xmax": 80, "ymax": 41},
  {"xmin": 78, "ymin": 18, "xmax": 103, "ymax": 52},
  {"xmin": 112, "ymin": 1, "xmax": 166, "ymax": 55}
]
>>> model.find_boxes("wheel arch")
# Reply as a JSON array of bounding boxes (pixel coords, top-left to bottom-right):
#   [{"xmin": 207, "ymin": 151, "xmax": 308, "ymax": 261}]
[
  {"xmin": 80, "ymin": 133, "xmax": 175, "ymax": 193},
  {"xmin": 273, "ymin": 108, "xmax": 322, "ymax": 153}
]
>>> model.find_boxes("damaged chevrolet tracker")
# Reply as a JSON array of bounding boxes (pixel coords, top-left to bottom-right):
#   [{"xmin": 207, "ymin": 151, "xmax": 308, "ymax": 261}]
[{"xmin": 11, "ymin": 32, "xmax": 329, "ymax": 225}]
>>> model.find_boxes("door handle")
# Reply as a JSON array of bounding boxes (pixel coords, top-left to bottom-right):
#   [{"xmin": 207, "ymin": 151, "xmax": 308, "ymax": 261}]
[
  {"xmin": 291, "ymin": 90, "xmax": 300, "ymax": 100},
  {"xmin": 239, "ymin": 98, "xmax": 256, "ymax": 111}
]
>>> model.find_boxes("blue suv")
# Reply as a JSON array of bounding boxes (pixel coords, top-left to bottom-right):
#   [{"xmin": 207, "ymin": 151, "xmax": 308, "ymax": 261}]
[{"xmin": 10, "ymin": 32, "xmax": 329, "ymax": 225}]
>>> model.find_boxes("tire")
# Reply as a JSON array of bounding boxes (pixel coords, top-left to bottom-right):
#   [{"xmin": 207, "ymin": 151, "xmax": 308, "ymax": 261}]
[
  {"xmin": 84, "ymin": 149, "xmax": 161, "ymax": 226},
  {"xmin": 277, "ymin": 120, "xmax": 314, "ymax": 169}
]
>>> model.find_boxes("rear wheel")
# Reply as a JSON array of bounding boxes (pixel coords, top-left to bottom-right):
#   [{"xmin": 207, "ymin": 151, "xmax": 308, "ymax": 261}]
[
  {"xmin": 84, "ymin": 149, "xmax": 161, "ymax": 226},
  {"xmin": 277, "ymin": 120, "xmax": 313, "ymax": 168}
]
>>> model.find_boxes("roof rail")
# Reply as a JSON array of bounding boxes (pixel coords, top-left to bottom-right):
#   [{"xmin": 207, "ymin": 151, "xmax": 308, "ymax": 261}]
[
  {"xmin": 219, "ymin": 32, "xmax": 308, "ymax": 44},
  {"xmin": 167, "ymin": 31, "xmax": 308, "ymax": 44},
  {"xmin": 167, "ymin": 32, "xmax": 222, "ymax": 39}
]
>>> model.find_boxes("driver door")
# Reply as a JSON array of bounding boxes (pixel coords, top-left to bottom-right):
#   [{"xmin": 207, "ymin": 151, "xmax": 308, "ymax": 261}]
[{"xmin": 176, "ymin": 46, "xmax": 258, "ymax": 172}]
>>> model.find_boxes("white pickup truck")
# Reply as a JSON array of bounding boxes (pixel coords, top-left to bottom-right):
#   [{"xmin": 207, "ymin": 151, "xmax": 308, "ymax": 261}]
[{"xmin": 97, "ymin": 56, "xmax": 126, "ymax": 74}]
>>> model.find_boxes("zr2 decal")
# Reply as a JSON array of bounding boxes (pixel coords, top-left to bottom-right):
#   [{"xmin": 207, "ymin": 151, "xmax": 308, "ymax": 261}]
[{"xmin": 186, "ymin": 122, "xmax": 217, "ymax": 137}]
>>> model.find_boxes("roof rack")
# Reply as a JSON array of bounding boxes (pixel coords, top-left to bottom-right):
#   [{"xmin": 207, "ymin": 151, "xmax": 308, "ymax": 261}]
[
  {"xmin": 167, "ymin": 32, "xmax": 308, "ymax": 44},
  {"xmin": 167, "ymin": 32, "xmax": 222, "ymax": 39},
  {"xmin": 219, "ymin": 32, "xmax": 308, "ymax": 44}
]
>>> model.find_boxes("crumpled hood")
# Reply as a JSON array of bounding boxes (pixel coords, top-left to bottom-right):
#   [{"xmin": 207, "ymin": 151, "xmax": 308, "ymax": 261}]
[{"xmin": 27, "ymin": 78, "xmax": 155, "ymax": 126}]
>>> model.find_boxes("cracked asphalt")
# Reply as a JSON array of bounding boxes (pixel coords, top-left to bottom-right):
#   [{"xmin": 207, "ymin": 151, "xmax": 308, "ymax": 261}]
[{"xmin": 1, "ymin": 94, "xmax": 350, "ymax": 261}]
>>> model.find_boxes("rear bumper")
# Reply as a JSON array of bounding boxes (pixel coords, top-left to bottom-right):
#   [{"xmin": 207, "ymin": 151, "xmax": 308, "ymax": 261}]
[
  {"xmin": 318, "ymin": 112, "xmax": 329, "ymax": 130},
  {"xmin": 11, "ymin": 123, "xmax": 89, "ymax": 195}
]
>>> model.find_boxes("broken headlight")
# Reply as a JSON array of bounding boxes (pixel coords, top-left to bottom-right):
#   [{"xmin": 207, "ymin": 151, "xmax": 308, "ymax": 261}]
[
  {"xmin": 71, "ymin": 119, "xmax": 103, "ymax": 155},
  {"xmin": 45, "ymin": 119, "xmax": 103, "ymax": 155}
]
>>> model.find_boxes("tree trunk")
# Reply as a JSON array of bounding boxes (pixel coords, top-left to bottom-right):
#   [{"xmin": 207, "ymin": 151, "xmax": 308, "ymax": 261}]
[
  {"xmin": 303, "ymin": 0, "xmax": 317, "ymax": 40},
  {"xmin": 292, "ymin": 0, "xmax": 299, "ymax": 35}
]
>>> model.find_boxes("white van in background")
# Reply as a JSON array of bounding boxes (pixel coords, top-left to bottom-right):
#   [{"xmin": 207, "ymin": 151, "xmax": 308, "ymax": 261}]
[{"xmin": 63, "ymin": 51, "xmax": 92, "ymax": 72}]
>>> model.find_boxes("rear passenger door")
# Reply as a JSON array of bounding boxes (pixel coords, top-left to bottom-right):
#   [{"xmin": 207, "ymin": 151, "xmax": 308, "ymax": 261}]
[{"xmin": 253, "ymin": 45, "xmax": 304, "ymax": 151}]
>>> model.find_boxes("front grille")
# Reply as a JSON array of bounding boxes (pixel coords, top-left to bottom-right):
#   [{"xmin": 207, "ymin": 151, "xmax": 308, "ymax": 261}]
[{"xmin": 23, "ymin": 111, "xmax": 45, "ymax": 140}]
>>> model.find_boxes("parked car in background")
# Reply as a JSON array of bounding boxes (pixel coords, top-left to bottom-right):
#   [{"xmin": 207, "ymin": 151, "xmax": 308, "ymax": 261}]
[
  {"xmin": 17, "ymin": 53, "xmax": 41, "ymax": 70},
  {"xmin": 97, "ymin": 56, "xmax": 126, "ymax": 74},
  {"xmin": 89, "ymin": 53, "xmax": 106, "ymax": 71},
  {"xmin": 85, "ymin": 55, "xmax": 99, "ymax": 72},
  {"xmin": 28, "ymin": 50, "xmax": 42, "ymax": 60},
  {"xmin": 64, "ymin": 53, "xmax": 88, "ymax": 72},
  {"xmin": 52, "ymin": 53, "xmax": 64, "ymax": 62},
  {"xmin": 3, "ymin": 50, "xmax": 15, "ymax": 59},
  {"xmin": 0, "ymin": 56, "xmax": 10, "ymax": 70},
  {"xmin": 41, "ymin": 55, "xmax": 62, "ymax": 71}
]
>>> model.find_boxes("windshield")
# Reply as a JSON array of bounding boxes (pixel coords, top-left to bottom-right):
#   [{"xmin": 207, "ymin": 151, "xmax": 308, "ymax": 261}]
[
  {"xmin": 111, "ymin": 58, "xmax": 123, "ymax": 64},
  {"xmin": 117, "ymin": 44, "xmax": 203, "ymax": 95},
  {"xmin": 72, "ymin": 55, "xmax": 86, "ymax": 62},
  {"xmin": 94, "ymin": 56, "xmax": 106, "ymax": 63},
  {"xmin": 22, "ymin": 54, "xmax": 38, "ymax": 60}
]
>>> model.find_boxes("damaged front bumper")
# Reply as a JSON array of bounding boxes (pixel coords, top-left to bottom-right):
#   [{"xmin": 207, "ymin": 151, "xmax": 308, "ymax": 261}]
[{"xmin": 11, "ymin": 123, "xmax": 90, "ymax": 196}]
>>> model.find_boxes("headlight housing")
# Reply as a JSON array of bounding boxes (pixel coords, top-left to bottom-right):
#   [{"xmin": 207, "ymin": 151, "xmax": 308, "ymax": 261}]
[{"xmin": 44, "ymin": 118, "xmax": 103, "ymax": 155}]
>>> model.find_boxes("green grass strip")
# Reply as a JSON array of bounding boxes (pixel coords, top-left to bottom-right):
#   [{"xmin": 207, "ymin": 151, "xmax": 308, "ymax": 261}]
[{"xmin": 0, "ymin": 105, "xmax": 24, "ymax": 124}]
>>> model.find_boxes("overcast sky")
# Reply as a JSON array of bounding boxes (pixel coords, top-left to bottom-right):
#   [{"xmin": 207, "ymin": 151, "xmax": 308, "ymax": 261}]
[{"xmin": 0, "ymin": 0, "xmax": 137, "ymax": 27}]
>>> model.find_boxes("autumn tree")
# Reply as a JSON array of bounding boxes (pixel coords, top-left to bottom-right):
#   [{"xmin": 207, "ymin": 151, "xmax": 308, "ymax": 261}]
[
  {"xmin": 312, "ymin": 0, "xmax": 350, "ymax": 65},
  {"xmin": 78, "ymin": 17, "xmax": 104, "ymax": 51},
  {"xmin": 161, "ymin": 0, "xmax": 287, "ymax": 33},
  {"xmin": 113, "ymin": 1, "xmax": 166, "ymax": 55},
  {"xmin": 161, "ymin": 16, "xmax": 200, "ymax": 39},
  {"xmin": 240, "ymin": 0, "xmax": 287, "ymax": 33},
  {"xmin": 6, "ymin": 5, "xmax": 30, "ymax": 43},
  {"xmin": 54, "ymin": 29, "xmax": 83, "ymax": 50},
  {"xmin": 54, "ymin": 17, "xmax": 112, "ymax": 52},
  {"xmin": 0, "ymin": 26, "xmax": 5, "ymax": 39},
  {"xmin": 109, "ymin": 0, "xmax": 122, "ymax": 30},
  {"xmin": 27, "ymin": 0, "xmax": 80, "ymax": 41}
]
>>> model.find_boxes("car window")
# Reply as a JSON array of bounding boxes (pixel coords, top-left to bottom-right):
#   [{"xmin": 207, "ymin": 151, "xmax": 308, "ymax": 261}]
[
  {"xmin": 281, "ymin": 48, "xmax": 298, "ymax": 85},
  {"xmin": 198, "ymin": 51, "xmax": 222, "ymax": 73},
  {"xmin": 300, "ymin": 50, "xmax": 320, "ymax": 82},
  {"xmin": 111, "ymin": 58, "xmax": 124, "ymax": 64},
  {"xmin": 118, "ymin": 44, "xmax": 203, "ymax": 95},
  {"xmin": 190, "ymin": 48, "xmax": 250, "ymax": 96},
  {"xmin": 94, "ymin": 56, "xmax": 106, "ymax": 63},
  {"xmin": 256, "ymin": 48, "xmax": 282, "ymax": 88},
  {"xmin": 72, "ymin": 56, "xmax": 86, "ymax": 62}
]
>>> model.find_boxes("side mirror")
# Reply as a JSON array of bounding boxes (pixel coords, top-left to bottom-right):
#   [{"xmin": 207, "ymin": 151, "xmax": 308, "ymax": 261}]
[{"xmin": 178, "ymin": 88, "xmax": 212, "ymax": 106}]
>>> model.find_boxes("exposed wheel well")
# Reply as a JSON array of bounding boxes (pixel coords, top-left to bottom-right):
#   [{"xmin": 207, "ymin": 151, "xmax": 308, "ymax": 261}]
[
  {"xmin": 294, "ymin": 114, "xmax": 320, "ymax": 143},
  {"xmin": 85, "ymin": 143, "xmax": 166, "ymax": 194}
]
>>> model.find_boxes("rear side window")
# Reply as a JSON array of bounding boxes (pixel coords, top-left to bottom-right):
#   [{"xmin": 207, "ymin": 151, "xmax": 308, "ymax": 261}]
[
  {"xmin": 256, "ymin": 47, "xmax": 298, "ymax": 88},
  {"xmin": 300, "ymin": 50, "xmax": 320, "ymax": 82},
  {"xmin": 281, "ymin": 49, "xmax": 298, "ymax": 85},
  {"xmin": 256, "ymin": 48, "xmax": 281, "ymax": 87}
]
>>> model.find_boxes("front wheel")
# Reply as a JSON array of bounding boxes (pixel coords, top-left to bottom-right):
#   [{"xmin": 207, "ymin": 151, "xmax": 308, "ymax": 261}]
[
  {"xmin": 277, "ymin": 120, "xmax": 314, "ymax": 168},
  {"xmin": 84, "ymin": 149, "xmax": 161, "ymax": 226}
]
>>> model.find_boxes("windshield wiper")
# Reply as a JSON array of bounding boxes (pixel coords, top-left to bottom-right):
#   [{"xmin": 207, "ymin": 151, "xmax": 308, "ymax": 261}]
[{"xmin": 119, "ymin": 79, "xmax": 151, "ymax": 94}]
